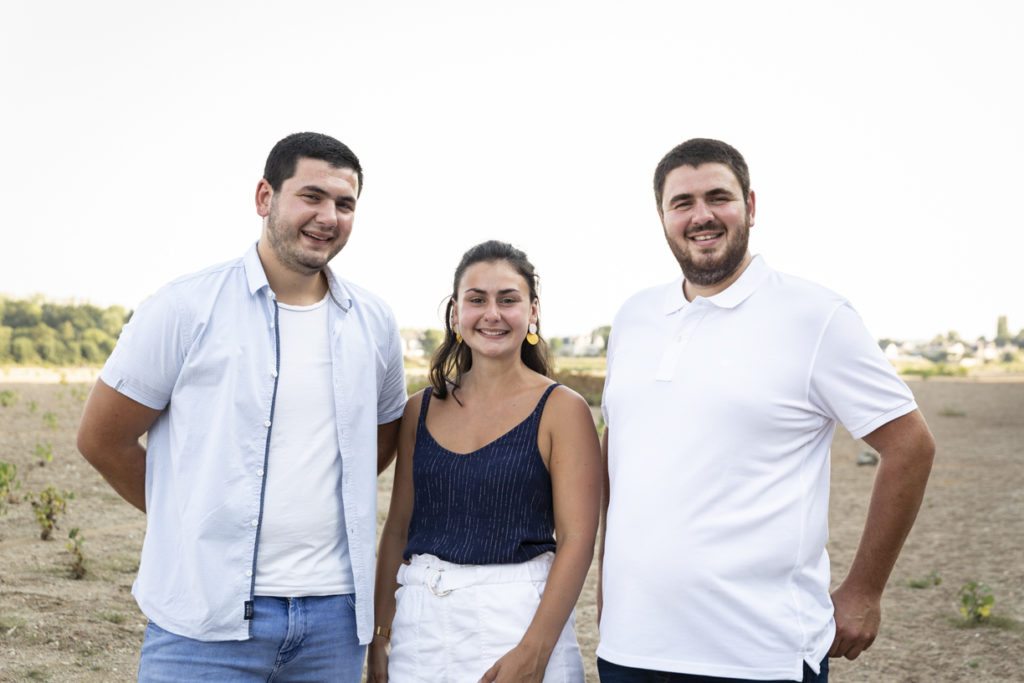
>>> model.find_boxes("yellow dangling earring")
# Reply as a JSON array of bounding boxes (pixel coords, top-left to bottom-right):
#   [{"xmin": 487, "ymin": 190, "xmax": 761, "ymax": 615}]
[
  {"xmin": 526, "ymin": 322, "xmax": 539, "ymax": 346},
  {"xmin": 455, "ymin": 327, "xmax": 463, "ymax": 344}
]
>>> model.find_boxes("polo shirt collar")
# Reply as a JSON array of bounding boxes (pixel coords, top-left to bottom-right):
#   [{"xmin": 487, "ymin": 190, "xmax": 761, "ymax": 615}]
[
  {"xmin": 662, "ymin": 254, "xmax": 770, "ymax": 316},
  {"xmin": 242, "ymin": 241, "xmax": 353, "ymax": 312}
]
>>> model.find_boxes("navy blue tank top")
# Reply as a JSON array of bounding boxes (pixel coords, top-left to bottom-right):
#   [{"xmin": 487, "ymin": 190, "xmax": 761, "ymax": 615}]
[{"xmin": 403, "ymin": 384, "xmax": 559, "ymax": 565}]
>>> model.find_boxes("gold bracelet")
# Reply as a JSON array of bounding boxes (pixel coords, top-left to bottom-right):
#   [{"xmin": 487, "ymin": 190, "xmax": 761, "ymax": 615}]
[{"xmin": 374, "ymin": 625, "xmax": 391, "ymax": 640}]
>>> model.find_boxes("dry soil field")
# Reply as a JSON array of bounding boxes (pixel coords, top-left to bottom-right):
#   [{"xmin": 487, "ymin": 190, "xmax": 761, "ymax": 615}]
[{"xmin": 1, "ymin": 370, "xmax": 1022, "ymax": 682}]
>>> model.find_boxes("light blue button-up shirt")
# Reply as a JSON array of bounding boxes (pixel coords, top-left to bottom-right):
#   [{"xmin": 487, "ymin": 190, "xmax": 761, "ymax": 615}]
[{"xmin": 101, "ymin": 243, "xmax": 406, "ymax": 642}]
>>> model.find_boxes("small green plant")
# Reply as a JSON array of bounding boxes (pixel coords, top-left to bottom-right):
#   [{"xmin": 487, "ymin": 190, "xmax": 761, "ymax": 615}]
[
  {"xmin": 70, "ymin": 385, "xmax": 89, "ymax": 402},
  {"xmin": 27, "ymin": 486, "xmax": 74, "ymax": 540},
  {"xmin": 42, "ymin": 411, "xmax": 59, "ymax": 430},
  {"xmin": 940, "ymin": 406, "xmax": 967, "ymax": 417},
  {"xmin": 27, "ymin": 399, "xmax": 38, "ymax": 412},
  {"xmin": 0, "ymin": 389, "xmax": 19, "ymax": 407},
  {"xmin": 907, "ymin": 570, "xmax": 942, "ymax": 589},
  {"xmin": 0, "ymin": 462, "xmax": 21, "ymax": 514},
  {"xmin": 97, "ymin": 610, "xmax": 127, "ymax": 624},
  {"xmin": 35, "ymin": 442, "xmax": 53, "ymax": 466},
  {"xmin": 958, "ymin": 581, "xmax": 994, "ymax": 623},
  {"xmin": 66, "ymin": 527, "xmax": 87, "ymax": 579}
]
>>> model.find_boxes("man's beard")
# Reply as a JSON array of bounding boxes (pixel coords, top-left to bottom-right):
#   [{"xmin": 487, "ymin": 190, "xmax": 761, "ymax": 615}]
[
  {"xmin": 668, "ymin": 218, "xmax": 750, "ymax": 287},
  {"xmin": 265, "ymin": 200, "xmax": 337, "ymax": 275}
]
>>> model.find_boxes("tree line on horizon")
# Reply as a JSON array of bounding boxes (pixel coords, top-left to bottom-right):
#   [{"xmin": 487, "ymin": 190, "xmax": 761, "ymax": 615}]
[
  {"xmin": 3, "ymin": 294, "xmax": 1020, "ymax": 369},
  {"xmin": 0, "ymin": 295, "xmax": 130, "ymax": 366}
]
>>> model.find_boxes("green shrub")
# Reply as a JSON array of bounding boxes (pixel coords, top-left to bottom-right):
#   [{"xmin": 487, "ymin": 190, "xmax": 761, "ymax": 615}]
[
  {"xmin": 35, "ymin": 443, "xmax": 53, "ymax": 466},
  {"xmin": 907, "ymin": 570, "xmax": 942, "ymax": 588},
  {"xmin": 27, "ymin": 487, "xmax": 74, "ymax": 540},
  {"xmin": 0, "ymin": 462, "xmax": 21, "ymax": 514},
  {"xmin": 66, "ymin": 528, "xmax": 87, "ymax": 579},
  {"xmin": 958, "ymin": 582, "xmax": 994, "ymax": 623}
]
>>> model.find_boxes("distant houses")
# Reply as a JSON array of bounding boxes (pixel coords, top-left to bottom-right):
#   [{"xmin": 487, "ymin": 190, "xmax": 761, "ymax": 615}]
[
  {"xmin": 400, "ymin": 327, "xmax": 1021, "ymax": 367},
  {"xmin": 884, "ymin": 337, "xmax": 1021, "ymax": 369}
]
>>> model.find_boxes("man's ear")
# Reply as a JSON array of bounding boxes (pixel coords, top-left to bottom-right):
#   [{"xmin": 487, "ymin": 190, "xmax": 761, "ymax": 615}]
[{"xmin": 255, "ymin": 179, "xmax": 274, "ymax": 218}]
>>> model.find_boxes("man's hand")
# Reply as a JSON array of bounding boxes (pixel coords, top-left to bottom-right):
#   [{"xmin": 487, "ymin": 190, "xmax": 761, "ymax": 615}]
[{"xmin": 829, "ymin": 580, "xmax": 880, "ymax": 660}]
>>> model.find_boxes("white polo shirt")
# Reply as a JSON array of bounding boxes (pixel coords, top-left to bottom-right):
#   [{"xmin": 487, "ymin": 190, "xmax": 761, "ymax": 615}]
[{"xmin": 599, "ymin": 256, "xmax": 916, "ymax": 680}]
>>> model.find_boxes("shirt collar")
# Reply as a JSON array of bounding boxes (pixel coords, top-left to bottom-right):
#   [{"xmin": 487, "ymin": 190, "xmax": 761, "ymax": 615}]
[
  {"xmin": 662, "ymin": 254, "xmax": 770, "ymax": 316},
  {"xmin": 242, "ymin": 241, "xmax": 353, "ymax": 312}
]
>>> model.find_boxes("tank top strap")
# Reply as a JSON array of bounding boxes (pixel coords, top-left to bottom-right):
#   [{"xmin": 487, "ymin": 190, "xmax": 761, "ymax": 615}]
[
  {"xmin": 531, "ymin": 382, "xmax": 561, "ymax": 423},
  {"xmin": 418, "ymin": 386, "xmax": 434, "ymax": 428}
]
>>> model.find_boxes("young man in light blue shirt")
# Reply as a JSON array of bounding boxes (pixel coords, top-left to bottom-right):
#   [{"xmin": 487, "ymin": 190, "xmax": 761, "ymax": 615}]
[{"xmin": 78, "ymin": 132, "xmax": 406, "ymax": 681}]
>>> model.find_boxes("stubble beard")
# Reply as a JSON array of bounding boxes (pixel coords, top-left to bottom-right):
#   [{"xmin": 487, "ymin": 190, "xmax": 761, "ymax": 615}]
[
  {"xmin": 265, "ymin": 200, "xmax": 339, "ymax": 276},
  {"xmin": 668, "ymin": 216, "xmax": 751, "ymax": 287}
]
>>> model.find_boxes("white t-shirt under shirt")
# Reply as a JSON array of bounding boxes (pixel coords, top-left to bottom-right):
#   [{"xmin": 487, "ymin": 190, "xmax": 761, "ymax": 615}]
[
  {"xmin": 255, "ymin": 295, "xmax": 353, "ymax": 596},
  {"xmin": 599, "ymin": 256, "xmax": 917, "ymax": 680}
]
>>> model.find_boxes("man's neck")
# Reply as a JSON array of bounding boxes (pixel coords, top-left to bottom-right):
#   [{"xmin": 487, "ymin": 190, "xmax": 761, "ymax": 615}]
[{"xmin": 256, "ymin": 242, "xmax": 329, "ymax": 306}]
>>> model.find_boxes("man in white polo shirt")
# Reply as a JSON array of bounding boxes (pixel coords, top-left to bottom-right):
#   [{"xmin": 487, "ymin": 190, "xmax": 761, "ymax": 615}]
[{"xmin": 598, "ymin": 138, "xmax": 935, "ymax": 682}]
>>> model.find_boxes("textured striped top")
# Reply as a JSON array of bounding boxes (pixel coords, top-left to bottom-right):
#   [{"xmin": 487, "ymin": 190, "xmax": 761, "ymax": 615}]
[{"xmin": 403, "ymin": 384, "xmax": 559, "ymax": 565}]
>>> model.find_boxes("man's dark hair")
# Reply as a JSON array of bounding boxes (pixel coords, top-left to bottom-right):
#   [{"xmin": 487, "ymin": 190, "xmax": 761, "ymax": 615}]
[
  {"xmin": 263, "ymin": 132, "xmax": 364, "ymax": 196},
  {"xmin": 653, "ymin": 138, "xmax": 750, "ymax": 213}
]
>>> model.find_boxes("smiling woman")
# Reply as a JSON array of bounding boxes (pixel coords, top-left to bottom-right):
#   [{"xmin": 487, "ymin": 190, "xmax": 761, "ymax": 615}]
[{"xmin": 369, "ymin": 240, "xmax": 600, "ymax": 683}]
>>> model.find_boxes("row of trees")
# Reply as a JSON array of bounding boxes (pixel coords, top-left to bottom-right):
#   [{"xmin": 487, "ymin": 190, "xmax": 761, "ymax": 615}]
[
  {"xmin": 0, "ymin": 296, "xmax": 131, "ymax": 365},
  {"xmin": 994, "ymin": 316, "xmax": 1024, "ymax": 347}
]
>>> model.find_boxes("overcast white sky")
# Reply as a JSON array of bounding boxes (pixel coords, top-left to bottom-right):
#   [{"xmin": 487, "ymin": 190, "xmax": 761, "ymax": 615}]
[{"xmin": 2, "ymin": 1, "xmax": 1021, "ymax": 341}]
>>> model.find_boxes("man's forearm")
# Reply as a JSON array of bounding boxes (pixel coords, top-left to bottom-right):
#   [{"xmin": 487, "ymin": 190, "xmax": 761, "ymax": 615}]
[
  {"xmin": 84, "ymin": 444, "xmax": 147, "ymax": 512},
  {"xmin": 847, "ymin": 410, "xmax": 935, "ymax": 592}
]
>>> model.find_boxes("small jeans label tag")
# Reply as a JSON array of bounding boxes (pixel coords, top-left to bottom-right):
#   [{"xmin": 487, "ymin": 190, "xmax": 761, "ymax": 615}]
[{"xmin": 244, "ymin": 600, "xmax": 254, "ymax": 620}]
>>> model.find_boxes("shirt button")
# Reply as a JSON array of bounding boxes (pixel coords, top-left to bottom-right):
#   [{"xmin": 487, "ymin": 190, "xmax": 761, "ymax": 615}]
[
  {"xmin": 271, "ymin": 369, "xmax": 278, "ymax": 378},
  {"xmin": 264, "ymin": 420, "xmax": 271, "ymax": 427},
  {"xmin": 246, "ymin": 570, "xmax": 253, "ymax": 577},
  {"xmin": 257, "ymin": 469, "xmax": 264, "ymax": 477},
  {"xmin": 251, "ymin": 519, "xmax": 258, "ymax": 527}
]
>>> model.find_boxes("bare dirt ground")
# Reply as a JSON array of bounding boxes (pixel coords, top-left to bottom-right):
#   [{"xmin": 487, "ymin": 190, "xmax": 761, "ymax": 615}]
[{"xmin": 1, "ymin": 372, "xmax": 1022, "ymax": 682}]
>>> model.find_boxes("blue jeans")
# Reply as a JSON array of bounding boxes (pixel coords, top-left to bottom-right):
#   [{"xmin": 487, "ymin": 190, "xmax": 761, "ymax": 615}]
[
  {"xmin": 138, "ymin": 595, "xmax": 364, "ymax": 682},
  {"xmin": 597, "ymin": 656, "xmax": 828, "ymax": 683}
]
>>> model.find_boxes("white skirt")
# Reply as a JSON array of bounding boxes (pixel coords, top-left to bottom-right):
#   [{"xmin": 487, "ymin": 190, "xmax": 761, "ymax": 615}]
[{"xmin": 388, "ymin": 552, "xmax": 585, "ymax": 683}]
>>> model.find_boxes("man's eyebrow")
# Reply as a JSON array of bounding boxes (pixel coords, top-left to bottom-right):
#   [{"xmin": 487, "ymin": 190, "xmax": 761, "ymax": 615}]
[
  {"xmin": 297, "ymin": 185, "xmax": 356, "ymax": 202},
  {"xmin": 461, "ymin": 287, "xmax": 522, "ymax": 295},
  {"xmin": 667, "ymin": 188, "xmax": 736, "ymax": 205},
  {"xmin": 667, "ymin": 192, "xmax": 694, "ymax": 205}
]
